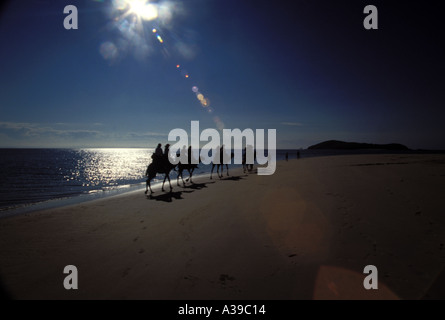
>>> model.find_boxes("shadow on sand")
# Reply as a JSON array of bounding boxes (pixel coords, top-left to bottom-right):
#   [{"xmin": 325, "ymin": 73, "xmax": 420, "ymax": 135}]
[
  {"xmin": 183, "ymin": 181, "xmax": 215, "ymax": 190},
  {"xmin": 146, "ymin": 175, "xmax": 244, "ymax": 203},
  {"xmin": 219, "ymin": 175, "xmax": 246, "ymax": 182},
  {"xmin": 146, "ymin": 190, "xmax": 194, "ymax": 203}
]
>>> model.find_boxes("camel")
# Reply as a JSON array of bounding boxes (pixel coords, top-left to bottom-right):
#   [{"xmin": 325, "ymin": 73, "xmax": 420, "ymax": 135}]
[
  {"xmin": 210, "ymin": 147, "xmax": 234, "ymax": 179},
  {"xmin": 145, "ymin": 158, "xmax": 176, "ymax": 194},
  {"xmin": 242, "ymin": 147, "xmax": 256, "ymax": 173},
  {"xmin": 176, "ymin": 162, "xmax": 199, "ymax": 187}
]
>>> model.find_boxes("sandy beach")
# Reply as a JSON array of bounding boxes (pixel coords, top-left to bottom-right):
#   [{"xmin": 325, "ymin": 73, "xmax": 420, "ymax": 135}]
[{"xmin": 1, "ymin": 154, "xmax": 445, "ymax": 300}]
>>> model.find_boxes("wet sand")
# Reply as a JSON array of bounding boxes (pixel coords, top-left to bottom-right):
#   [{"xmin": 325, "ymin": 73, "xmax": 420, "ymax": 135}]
[{"xmin": 1, "ymin": 154, "xmax": 445, "ymax": 299}]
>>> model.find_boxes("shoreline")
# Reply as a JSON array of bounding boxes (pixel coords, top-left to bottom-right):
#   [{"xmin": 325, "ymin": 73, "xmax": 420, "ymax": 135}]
[
  {"xmin": 1, "ymin": 154, "xmax": 445, "ymax": 299},
  {"xmin": 2, "ymin": 150, "xmax": 443, "ymax": 218},
  {"xmin": 0, "ymin": 168, "xmax": 239, "ymax": 219}
]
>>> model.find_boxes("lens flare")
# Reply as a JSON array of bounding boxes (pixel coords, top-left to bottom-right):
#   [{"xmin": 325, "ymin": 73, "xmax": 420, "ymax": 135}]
[
  {"xmin": 201, "ymin": 98, "xmax": 209, "ymax": 107},
  {"xmin": 104, "ymin": 0, "xmax": 224, "ymax": 132},
  {"xmin": 214, "ymin": 116, "xmax": 225, "ymax": 131},
  {"xmin": 112, "ymin": 0, "xmax": 127, "ymax": 10},
  {"xmin": 127, "ymin": 0, "xmax": 158, "ymax": 21},
  {"xmin": 100, "ymin": 41, "xmax": 118, "ymax": 61}
]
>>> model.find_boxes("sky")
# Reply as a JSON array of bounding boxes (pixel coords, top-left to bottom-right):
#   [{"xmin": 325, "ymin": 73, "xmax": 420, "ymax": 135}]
[{"xmin": 0, "ymin": 0, "xmax": 444, "ymax": 149}]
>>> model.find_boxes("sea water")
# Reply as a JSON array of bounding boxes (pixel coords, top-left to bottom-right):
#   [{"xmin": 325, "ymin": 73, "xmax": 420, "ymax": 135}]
[{"xmin": 0, "ymin": 148, "xmax": 153, "ymax": 214}]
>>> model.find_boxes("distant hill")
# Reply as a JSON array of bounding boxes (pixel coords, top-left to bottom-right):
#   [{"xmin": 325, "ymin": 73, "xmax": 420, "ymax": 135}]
[{"xmin": 308, "ymin": 140, "xmax": 410, "ymax": 150}]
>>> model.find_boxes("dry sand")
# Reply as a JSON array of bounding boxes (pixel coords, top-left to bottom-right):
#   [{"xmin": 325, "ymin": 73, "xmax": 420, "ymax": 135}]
[{"xmin": 1, "ymin": 154, "xmax": 445, "ymax": 300}]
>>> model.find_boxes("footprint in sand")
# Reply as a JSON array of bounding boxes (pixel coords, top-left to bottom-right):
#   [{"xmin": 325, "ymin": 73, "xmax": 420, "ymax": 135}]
[
  {"xmin": 183, "ymin": 275, "xmax": 201, "ymax": 288},
  {"xmin": 288, "ymin": 254, "xmax": 299, "ymax": 266},
  {"xmin": 219, "ymin": 274, "xmax": 235, "ymax": 286},
  {"xmin": 122, "ymin": 267, "xmax": 131, "ymax": 278}
]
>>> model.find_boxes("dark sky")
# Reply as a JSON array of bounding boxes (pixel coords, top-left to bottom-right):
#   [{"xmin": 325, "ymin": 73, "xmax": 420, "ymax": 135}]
[{"xmin": 0, "ymin": 0, "xmax": 444, "ymax": 149}]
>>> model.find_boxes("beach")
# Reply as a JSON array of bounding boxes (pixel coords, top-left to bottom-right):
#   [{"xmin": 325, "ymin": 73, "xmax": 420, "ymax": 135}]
[{"xmin": 1, "ymin": 154, "xmax": 445, "ymax": 300}]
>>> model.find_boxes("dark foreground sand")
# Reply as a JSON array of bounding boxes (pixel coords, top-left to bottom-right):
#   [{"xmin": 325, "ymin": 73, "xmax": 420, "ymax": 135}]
[{"xmin": 1, "ymin": 154, "xmax": 445, "ymax": 299}]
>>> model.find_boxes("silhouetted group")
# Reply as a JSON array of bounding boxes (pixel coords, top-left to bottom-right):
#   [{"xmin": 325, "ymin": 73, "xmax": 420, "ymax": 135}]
[{"xmin": 151, "ymin": 143, "xmax": 172, "ymax": 172}]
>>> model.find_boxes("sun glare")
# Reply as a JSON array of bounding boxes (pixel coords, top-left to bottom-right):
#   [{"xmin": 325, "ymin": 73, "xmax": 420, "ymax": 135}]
[{"xmin": 127, "ymin": 0, "xmax": 158, "ymax": 21}]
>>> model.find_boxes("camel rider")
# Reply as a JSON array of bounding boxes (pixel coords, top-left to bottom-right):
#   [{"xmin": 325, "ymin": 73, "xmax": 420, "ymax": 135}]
[
  {"xmin": 188, "ymin": 146, "xmax": 196, "ymax": 165},
  {"xmin": 151, "ymin": 143, "xmax": 163, "ymax": 171},
  {"xmin": 161, "ymin": 144, "xmax": 172, "ymax": 170},
  {"xmin": 220, "ymin": 145, "xmax": 226, "ymax": 165},
  {"xmin": 154, "ymin": 143, "xmax": 163, "ymax": 157},
  {"xmin": 164, "ymin": 144, "xmax": 171, "ymax": 161}
]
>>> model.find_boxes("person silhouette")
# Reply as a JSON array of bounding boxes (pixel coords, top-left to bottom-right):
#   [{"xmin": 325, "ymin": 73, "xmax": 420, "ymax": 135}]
[
  {"xmin": 246, "ymin": 145, "xmax": 254, "ymax": 171},
  {"xmin": 188, "ymin": 145, "xmax": 197, "ymax": 164},
  {"xmin": 154, "ymin": 143, "xmax": 163, "ymax": 157},
  {"xmin": 242, "ymin": 147, "xmax": 248, "ymax": 172},
  {"xmin": 220, "ymin": 145, "xmax": 226, "ymax": 164},
  {"xmin": 151, "ymin": 143, "xmax": 162, "ymax": 168},
  {"xmin": 164, "ymin": 144, "xmax": 171, "ymax": 162}
]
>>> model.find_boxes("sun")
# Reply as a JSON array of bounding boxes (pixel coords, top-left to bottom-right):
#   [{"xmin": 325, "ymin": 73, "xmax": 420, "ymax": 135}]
[{"xmin": 127, "ymin": 0, "xmax": 158, "ymax": 21}]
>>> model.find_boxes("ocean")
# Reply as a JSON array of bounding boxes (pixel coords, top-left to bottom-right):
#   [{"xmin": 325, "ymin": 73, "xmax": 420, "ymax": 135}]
[{"xmin": 0, "ymin": 148, "xmax": 424, "ymax": 216}]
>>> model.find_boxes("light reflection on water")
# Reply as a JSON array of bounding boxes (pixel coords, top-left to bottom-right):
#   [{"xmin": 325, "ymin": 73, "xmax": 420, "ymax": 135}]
[
  {"xmin": 0, "ymin": 148, "xmax": 155, "ymax": 211},
  {"xmin": 72, "ymin": 148, "xmax": 153, "ymax": 188}
]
